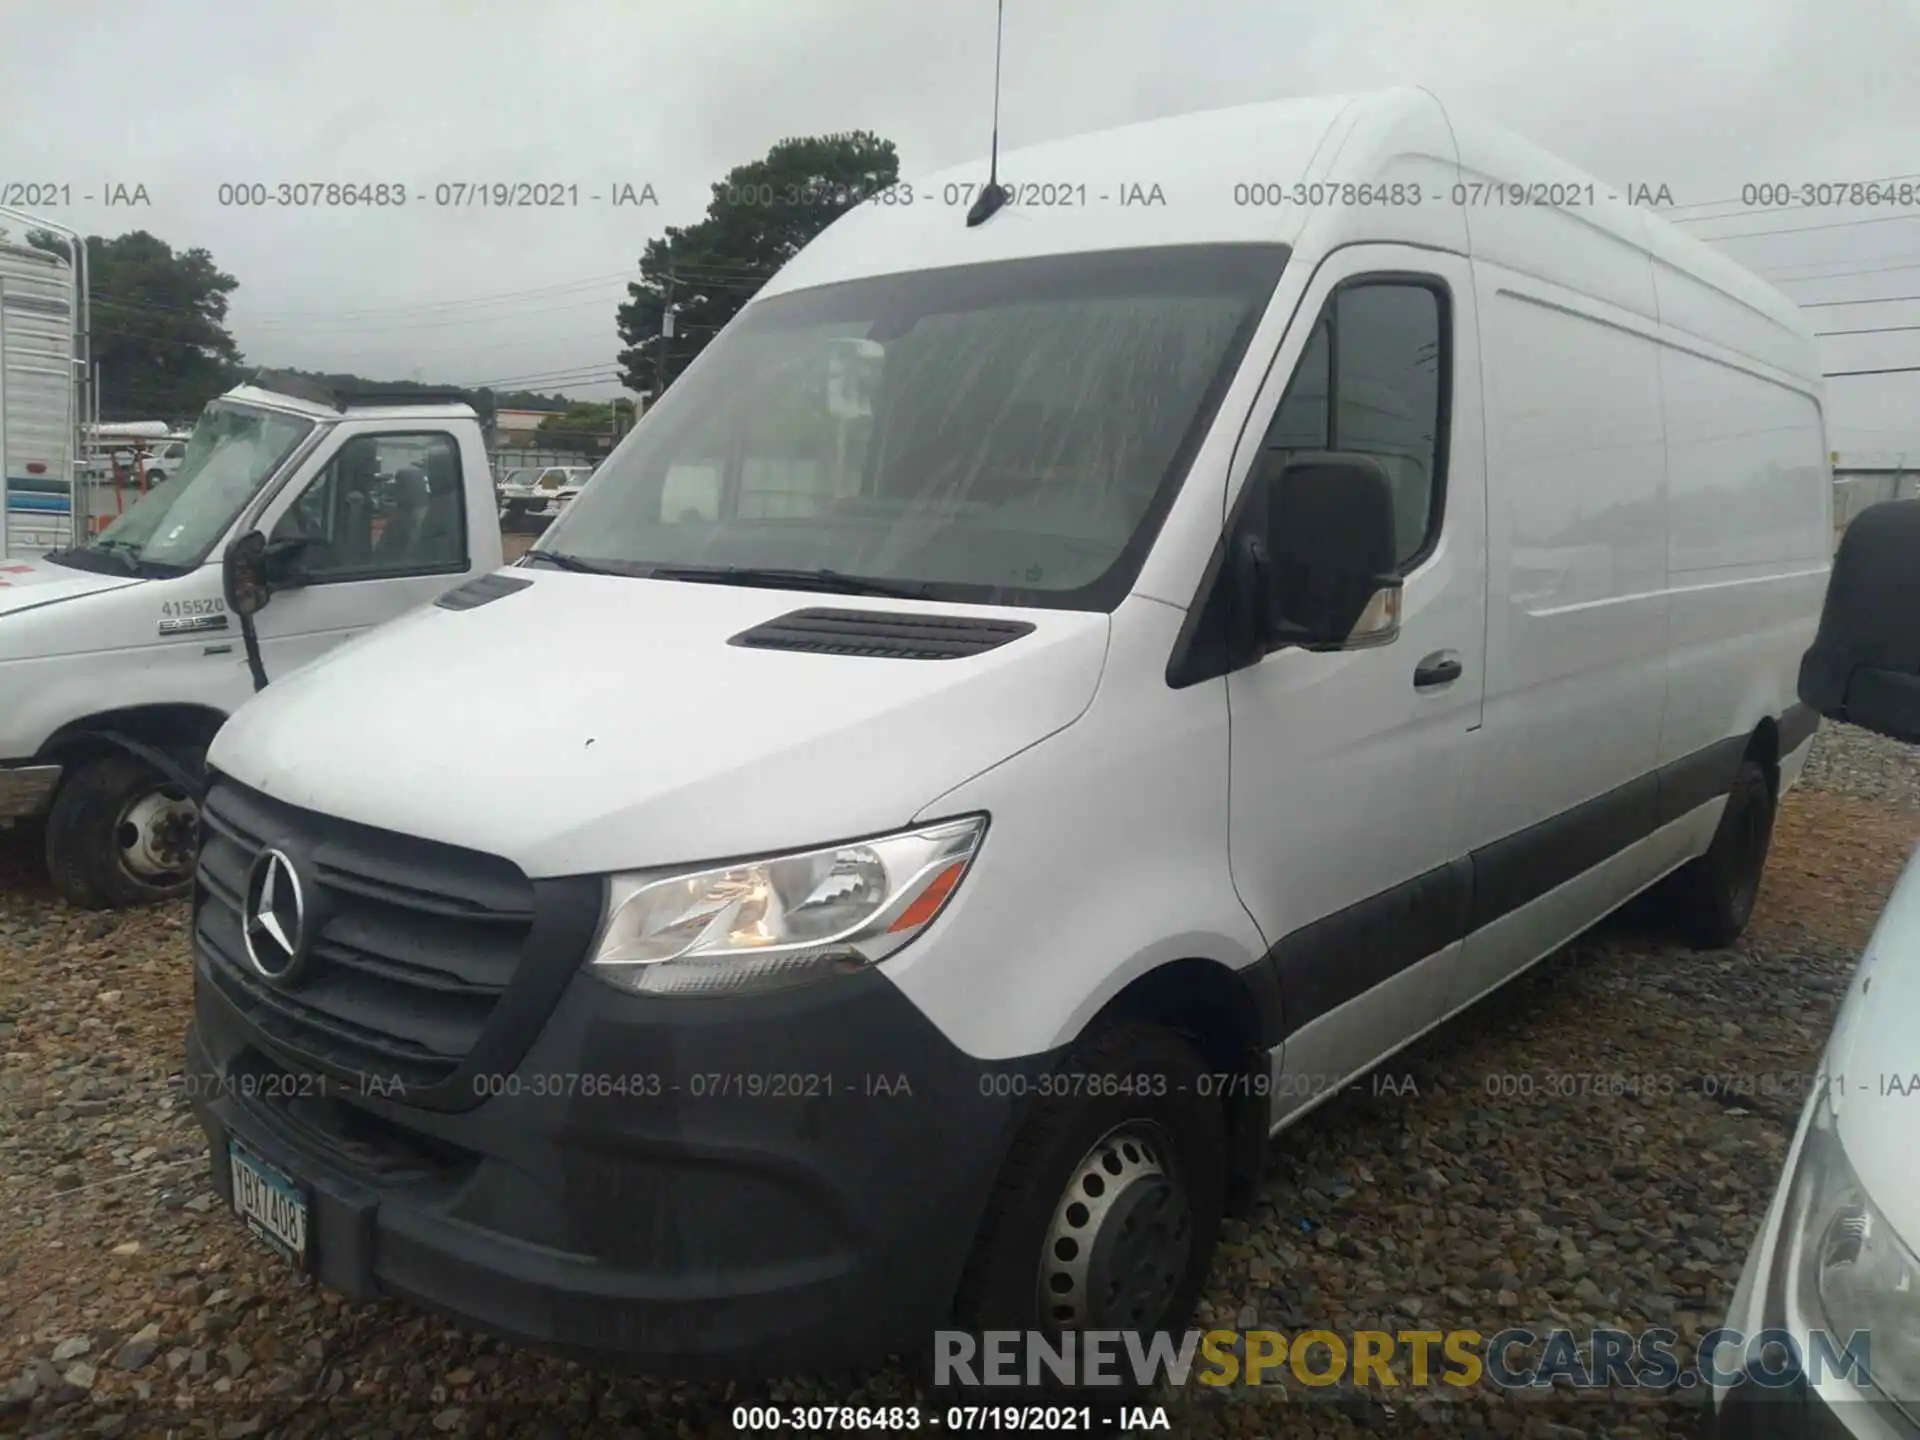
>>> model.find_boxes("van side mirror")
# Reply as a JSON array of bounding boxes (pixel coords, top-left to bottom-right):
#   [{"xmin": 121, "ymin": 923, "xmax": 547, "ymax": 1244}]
[
  {"xmin": 1238, "ymin": 451, "xmax": 1403, "ymax": 653},
  {"xmin": 223, "ymin": 530, "xmax": 272, "ymax": 617},
  {"xmin": 1799, "ymin": 498, "xmax": 1920, "ymax": 743}
]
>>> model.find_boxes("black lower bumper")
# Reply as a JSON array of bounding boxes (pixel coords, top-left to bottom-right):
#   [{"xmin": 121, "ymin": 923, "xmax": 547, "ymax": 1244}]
[
  {"xmin": 1712, "ymin": 1376, "xmax": 1913, "ymax": 1439},
  {"xmin": 187, "ymin": 963, "xmax": 1041, "ymax": 1377}
]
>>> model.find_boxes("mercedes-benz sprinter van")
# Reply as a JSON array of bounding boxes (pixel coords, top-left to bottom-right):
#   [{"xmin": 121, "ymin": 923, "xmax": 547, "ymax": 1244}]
[{"xmin": 184, "ymin": 89, "xmax": 1832, "ymax": 1382}]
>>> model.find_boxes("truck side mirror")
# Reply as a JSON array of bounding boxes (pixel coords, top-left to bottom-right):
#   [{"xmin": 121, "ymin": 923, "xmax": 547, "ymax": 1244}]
[
  {"xmin": 1239, "ymin": 451, "xmax": 1404, "ymax": 654},
  {"xmin": 1799, "ymin": 498, "xmax": 1920, "ymax": 743},
  {"xmin": 223, "ymin": 530, "xmax": 272, "ymax": 617}
]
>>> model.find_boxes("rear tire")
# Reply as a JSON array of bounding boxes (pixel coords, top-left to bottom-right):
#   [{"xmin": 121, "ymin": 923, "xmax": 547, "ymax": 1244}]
[
  {"xmin": 45, "ymin": 754, "xmax": 199, "ymax": 910},
  {"xmin": 936, "ymin": 1021, "xmax": 1225, "ymax": 1413},
  {"xmin": 1663, "ymin": 758, "xmax": 1775, "ymax": 950}
]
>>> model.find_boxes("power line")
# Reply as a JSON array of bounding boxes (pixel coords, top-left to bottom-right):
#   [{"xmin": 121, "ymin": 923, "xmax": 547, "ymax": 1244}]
[
  {"xmin": 1798, "ymin": 291, "xmax": 1920, "ymax": 309},
  {"xmin": 1771, "ymin": 259, "xmax": 1920, "ymax": 285},
  {"xmin": 1814, "ymin": 321, "xmax": 1920, "ymax": 338},
  {"xmin": 1692, "ymin": 211, "xmax": 1920, "ymax": 243},
  {"xmin": 248, "ymin": 294, "xmax": 628, "ymax": 334},
  {"xmin": 1758, "ymin": 249, "xmax": 1920, "ymax": 279},
  {"xmin": 239, "ymin": 270, "xmax": 635, "ymax": 321},
  {"xmin": 1824, "ymin": 364, "xmax": 1920, "ymax": 377},
  {"xmin": 466, "ymin": 363, "xmax": 626, "ymax": 388}
]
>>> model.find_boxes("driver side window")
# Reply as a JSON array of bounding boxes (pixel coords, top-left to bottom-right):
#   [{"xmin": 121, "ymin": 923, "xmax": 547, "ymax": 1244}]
[
  {"xmin": 271, "ymin": 432, "xmax": 468, "ymax": 581},
  {"xmin": 1254, "ymin": 281, "xmax": 1447, "ymax": 571}
]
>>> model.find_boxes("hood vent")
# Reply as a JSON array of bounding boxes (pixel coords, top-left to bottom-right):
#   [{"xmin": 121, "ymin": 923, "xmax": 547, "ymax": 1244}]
[
  {"xmin": 436, "ymin": 572, "xmax": 533, "ymax": 611},
  {"xmin": 729, "ymin": 607, "xmax": 1035, "ymax": 660}
]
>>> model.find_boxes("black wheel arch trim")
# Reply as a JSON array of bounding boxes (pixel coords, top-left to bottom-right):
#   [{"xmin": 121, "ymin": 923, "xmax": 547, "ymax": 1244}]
[
  {"xmin": 92, "ymin": 730, "xmax": 208, "ymax": 804},
  {"xmin": 38, "ymin": 705, "xmax": 229, "ymax": 805},
  {"xmin": 1779, "ymin": 700, "xmax": 1819, "ymax": 757}
]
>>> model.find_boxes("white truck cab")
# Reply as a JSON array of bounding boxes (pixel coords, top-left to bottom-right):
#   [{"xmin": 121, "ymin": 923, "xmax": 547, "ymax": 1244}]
[{"xmin": 0, "ymin": 373, "xmax": 502, "ymax": 907}]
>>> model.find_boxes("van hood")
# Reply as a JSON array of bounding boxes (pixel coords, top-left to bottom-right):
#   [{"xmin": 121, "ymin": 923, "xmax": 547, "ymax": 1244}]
[
  {"xmin": 0, "ymin": 555, "xmax": 145, "ymax": 618},
  {"xmin": 210, "ymin": 571, "xmax": 1111, "ymax": 877},
  {"xmin": 1826, "ymin": 842, "xmax": 1920, "ymax": 1248}
]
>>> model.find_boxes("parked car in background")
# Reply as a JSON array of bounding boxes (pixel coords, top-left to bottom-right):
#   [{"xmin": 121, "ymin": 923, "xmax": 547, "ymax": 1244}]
[
  {"xmin": 84, "ymin": 434, "xmax": 189, "ymax": 484},
  {"xmin": 530, "ymin": 464, "xmax": 594, "ymax": 517},
  {"xmin": 494, "ymin": 466, "xmax": 536, "ymax": 524},
  {"xmin": 1712, "ymin": 498, "xmax": 1920, "ymax": 1439},
  {"xmin": 496, "ymin": 464, "xmax": 594, "ymax": 528}
]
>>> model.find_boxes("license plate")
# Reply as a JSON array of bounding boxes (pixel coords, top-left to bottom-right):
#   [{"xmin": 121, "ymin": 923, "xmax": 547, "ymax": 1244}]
[{"xmin": 228, "ymin": 1141, "xmax": 310, "ymax": 1268}]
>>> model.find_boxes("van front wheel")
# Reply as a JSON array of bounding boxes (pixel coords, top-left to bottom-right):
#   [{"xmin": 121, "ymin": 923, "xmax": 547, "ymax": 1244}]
[
  {"xmin": 45, "ymin": 754, "xmax": 199, "ymax": 910},
  {"xmin": 945, "ymin": 1022, "xmax": 1224, "ymax": 1401}
]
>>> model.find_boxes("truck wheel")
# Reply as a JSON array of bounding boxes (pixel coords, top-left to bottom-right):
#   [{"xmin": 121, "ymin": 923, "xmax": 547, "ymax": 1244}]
[
  {"xmin": 942, "ymin": 1021, "xmax": 1224, "ymax": 1405},
  {"xmin": 45, "ymin": 754, "xmax": 199, "ymax": 910},
  {"xmin": 1664, "ymin": 759, "xmax": 1775, "ymax": 950}
]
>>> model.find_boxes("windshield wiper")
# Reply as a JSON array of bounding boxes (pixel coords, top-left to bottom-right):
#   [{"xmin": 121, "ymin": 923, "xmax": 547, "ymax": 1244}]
[
  {"xmin": 649, "ymin": 565, "xmax": 935, "ymax": 600},
  {"xmin": 84, "ymin": 537, "xmax": 143, "ymax": 573},
  {"xmin": 517, "ymin": 549, "xmax": 624, "ymax": 575}
]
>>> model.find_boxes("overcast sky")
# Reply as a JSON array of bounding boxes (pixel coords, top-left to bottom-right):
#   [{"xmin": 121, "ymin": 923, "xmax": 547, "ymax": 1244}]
[{"xmin": 3, "ymin": 0, "xmax": 1919, "ymax": 451}]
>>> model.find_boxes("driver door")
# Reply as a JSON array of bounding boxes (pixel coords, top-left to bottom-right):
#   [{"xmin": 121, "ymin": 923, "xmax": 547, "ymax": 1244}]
[{"xmin": 249, "ymin": 426, "xmax": 472, "ymax": 680}]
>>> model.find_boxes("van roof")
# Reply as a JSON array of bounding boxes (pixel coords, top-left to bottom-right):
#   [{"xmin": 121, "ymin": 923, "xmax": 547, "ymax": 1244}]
[
  {"xmin": 762, "ymin": 88, "xmax": 1818, "ymax": 383},
  {"xmin": 223, "ymin": 380, "xmax": 479, "ymax": 423}
]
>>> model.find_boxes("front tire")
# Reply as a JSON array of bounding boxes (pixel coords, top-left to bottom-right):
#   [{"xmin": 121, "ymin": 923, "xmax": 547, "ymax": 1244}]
[
  {"xmin": 941, "ymin": 1021, "xmax": 1225, "ymax": 1408},
  {"xmin": 1664, "ymin": 758, "xmax": 1775, "ymax": 950},
  {"xmin": 45, "ymin": 754, "xmax": 199, "ymax": 910}
]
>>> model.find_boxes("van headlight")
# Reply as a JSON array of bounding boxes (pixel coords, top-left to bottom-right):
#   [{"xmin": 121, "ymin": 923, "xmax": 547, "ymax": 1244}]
[
  {"xmin": 1787, "ymin": 1085, "xmax": 1920, "ymax": 1419},
  {"xmin": 587, "ymin": 816, "xmax": 986, "ymax": 997}
]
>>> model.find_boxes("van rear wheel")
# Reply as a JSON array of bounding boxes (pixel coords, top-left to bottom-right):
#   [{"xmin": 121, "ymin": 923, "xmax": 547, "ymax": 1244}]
[
  {"xmin": 1663, "ymin": 758, "xmax": 1775, "ymax": 950},
  {"xmin": 45, "ymin": 754, "xmax": 199, "ymax": 910},
  {"xmin": 940, "ymin": 1021, "xmax": 1224, "ymax": 1407}
]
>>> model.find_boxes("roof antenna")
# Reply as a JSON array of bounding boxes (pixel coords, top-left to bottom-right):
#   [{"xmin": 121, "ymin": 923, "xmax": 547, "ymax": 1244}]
[{"xmin": 965, "ymin": 0, "xmax": 1009, "ymax": 227}]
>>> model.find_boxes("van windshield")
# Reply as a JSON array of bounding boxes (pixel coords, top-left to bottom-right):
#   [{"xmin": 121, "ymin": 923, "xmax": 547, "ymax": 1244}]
[
  {"xmin": 538, "ymin": 245, "xmax": 1288, "ymax": 610},
  {"xmin": 56, "ymin": 401, "xmax": 316, "ymax": 576}
]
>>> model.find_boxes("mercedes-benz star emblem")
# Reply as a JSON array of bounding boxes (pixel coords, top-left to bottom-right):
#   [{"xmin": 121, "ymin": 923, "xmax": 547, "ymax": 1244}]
[{"xmin": 243, "ymin": 848, "xmax": 311, "ymax": 984}]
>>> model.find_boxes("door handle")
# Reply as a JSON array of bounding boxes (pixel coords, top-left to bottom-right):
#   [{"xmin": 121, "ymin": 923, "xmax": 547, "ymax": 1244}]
[{"xmin": 1414, "ymin": 650, "xmax": 1463, "ymax": 688}]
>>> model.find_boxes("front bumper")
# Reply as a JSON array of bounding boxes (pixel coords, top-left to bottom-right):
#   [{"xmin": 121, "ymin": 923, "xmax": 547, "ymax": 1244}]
[
  {"xmin": 0, "ymin": 762, "xmax": 61, "ymax": 820},
  {"xmin": 186, "ymin": 960, "xmax": 1038, "ymax": 1376}
]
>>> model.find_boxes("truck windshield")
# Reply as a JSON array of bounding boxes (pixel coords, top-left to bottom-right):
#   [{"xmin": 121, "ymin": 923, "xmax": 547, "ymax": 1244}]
[
  {"xmin": 60, "ymin": 402, "xmax": 315, "ymax": 574},
  {"xmin": 538, "ymin": 244, "xmax": 1288, "ymax": 610}
]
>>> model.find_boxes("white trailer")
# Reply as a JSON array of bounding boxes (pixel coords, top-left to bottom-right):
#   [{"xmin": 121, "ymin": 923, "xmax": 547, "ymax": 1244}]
[{"xmin": 0, "ymin": 208, "xmax": 88, "ymax": 559}]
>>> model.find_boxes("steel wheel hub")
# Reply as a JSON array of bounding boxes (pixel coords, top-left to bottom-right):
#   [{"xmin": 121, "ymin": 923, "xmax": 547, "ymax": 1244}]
[
  {"xmin": 117, "ymin": 789, "xmax": 198, "ymax": 882},
  {"xmin": 1039, "ymin": 1127, "xmax": 1193, "ymax": 1331}
]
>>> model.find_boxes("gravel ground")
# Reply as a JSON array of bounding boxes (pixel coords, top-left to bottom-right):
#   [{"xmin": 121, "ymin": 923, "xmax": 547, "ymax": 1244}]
[{"xmin": 2, "ymin": 723, "xmax": 1916, "ymax": 1439}]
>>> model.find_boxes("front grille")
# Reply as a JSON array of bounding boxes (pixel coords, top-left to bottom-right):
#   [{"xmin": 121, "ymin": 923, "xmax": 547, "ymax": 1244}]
[{"xmin": 195, "ymin": 778, "xmax": 537, "ymax": 1090}]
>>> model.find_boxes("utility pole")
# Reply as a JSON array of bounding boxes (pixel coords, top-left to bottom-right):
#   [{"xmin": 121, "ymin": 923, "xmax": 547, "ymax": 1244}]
[{"xmin": 654, "ymin": 266, "xmax": 675, "ymax": 406}]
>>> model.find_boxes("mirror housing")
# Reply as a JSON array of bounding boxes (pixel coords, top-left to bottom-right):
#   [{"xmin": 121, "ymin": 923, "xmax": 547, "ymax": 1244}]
[
  {"xmin": 1799, "ymin": 498, "xmax": 1920, "ymax": 743},
  {"xmin": 222, "ymin": 530, "xmax": 272, "ymax": 617},
  {"xmin": 1240, "ymin": 451, "xmax": 1404, "ymax": 653}
]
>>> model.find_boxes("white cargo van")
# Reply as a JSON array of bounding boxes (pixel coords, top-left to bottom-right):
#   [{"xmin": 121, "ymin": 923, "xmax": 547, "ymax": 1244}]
[{"xmin": 184, "ymin": 90, "xmax": 1831, "ymax": 1388}]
